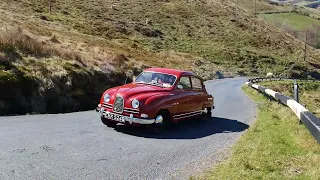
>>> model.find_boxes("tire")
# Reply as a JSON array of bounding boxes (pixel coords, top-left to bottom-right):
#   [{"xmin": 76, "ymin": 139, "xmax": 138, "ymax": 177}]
[
  {"xmin": 101, "ymin": 117, "xmax": 117, "ymax": 127},
  {"xmin": 202, "ymin": 107, "xmax": 212, "ymax": 118},
  {"xmin": 152, "ymin": 111, "xmax": 171, "ymax": 133}
]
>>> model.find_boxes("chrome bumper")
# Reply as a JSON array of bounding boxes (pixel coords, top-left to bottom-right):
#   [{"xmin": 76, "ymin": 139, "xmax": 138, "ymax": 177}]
[{"xmin": 98, "ymin": 108, "xmax": 161, "ymax": 125}]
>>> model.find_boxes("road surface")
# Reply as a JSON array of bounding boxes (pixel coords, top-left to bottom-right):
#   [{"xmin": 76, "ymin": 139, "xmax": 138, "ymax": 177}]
[{"xmin": 0, "ymin": 78, "xmax": 256, "ymax": 180}]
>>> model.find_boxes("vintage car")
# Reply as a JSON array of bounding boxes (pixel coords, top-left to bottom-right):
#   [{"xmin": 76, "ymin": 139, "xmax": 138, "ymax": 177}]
[{"xmin": 96, "ymin": 68, "xmax": 214, "ymax": 130}]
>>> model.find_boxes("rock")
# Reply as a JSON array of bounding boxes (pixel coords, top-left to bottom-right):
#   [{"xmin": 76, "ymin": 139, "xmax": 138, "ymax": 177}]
[
  {"xmin": 40, "ymin": 15, "xmax": 49, "ymax": 21},
  {"xmin": 134, "ymin": 26, "xmax": 164, "ymax": 38}
]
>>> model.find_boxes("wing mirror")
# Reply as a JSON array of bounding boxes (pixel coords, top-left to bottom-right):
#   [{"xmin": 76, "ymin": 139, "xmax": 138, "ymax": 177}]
[
  {"xmin": 124, "ymin": 76, "xmax": 136, "ymax": 84},
  {"xmin": 177, "ymin": 84, "xmax": 183, "ymax": 89}
]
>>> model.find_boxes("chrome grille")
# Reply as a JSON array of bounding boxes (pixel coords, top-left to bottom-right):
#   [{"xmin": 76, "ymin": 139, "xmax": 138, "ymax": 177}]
[
  {"xmin": 102, "ymin": 102, "xmax": 112, "ymax": 109},
  {"xmin": 113, "ymin": 95, "xmax": 124, "ymax": 113}
]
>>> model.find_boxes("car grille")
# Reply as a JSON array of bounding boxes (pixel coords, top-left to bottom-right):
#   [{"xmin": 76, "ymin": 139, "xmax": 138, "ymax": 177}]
[{"xmin": 113, "ymin": 95, "xmax": 124, "ymax": 113}]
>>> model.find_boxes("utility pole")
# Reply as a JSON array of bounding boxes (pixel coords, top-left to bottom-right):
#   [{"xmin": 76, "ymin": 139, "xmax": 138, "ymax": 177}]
[{"xmin": 304, "ymin": 30, "xmax": 308, "ymax": 61}]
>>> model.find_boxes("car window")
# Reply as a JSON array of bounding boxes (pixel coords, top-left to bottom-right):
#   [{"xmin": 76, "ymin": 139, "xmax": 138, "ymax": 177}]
[
  {"xmin": 176, "ymin": 76, "xmax": 192, "ymax": 90},
  {"xmin": 191, "ymin": 77, "xmax": 202, "ymax": 91}
]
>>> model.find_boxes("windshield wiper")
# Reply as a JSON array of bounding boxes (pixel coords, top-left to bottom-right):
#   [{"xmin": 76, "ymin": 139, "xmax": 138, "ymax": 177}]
[
  {"xmin": 135, "ymin": 81, "xmax": 146, "ymax": 84},
  {"xmin": 136, "ymin": 81, "xmax": 164, "ymax": 87}
]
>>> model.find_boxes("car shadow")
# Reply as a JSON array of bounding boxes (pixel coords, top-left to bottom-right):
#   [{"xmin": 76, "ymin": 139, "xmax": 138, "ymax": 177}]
[{"xmin": 113, "ymin": 116, "xmax": 249, "ymax": 139}]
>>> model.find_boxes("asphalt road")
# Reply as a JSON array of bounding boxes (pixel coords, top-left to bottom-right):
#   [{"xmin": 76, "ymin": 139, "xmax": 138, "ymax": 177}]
[{"xmin": 0, "ymin": 78, "xmax": 256, "ymax": 180}]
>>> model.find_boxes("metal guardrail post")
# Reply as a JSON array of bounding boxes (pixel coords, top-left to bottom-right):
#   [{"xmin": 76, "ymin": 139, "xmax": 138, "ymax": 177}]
[{"xmin": 294, "ymin": 80, "xmax": 299, "ymax": 103}]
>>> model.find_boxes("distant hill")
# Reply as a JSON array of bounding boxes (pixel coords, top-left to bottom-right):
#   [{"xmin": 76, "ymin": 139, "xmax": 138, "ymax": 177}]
[{"xmin": 0, "ymin": 0, "xmax": 319, "ymax": 115}]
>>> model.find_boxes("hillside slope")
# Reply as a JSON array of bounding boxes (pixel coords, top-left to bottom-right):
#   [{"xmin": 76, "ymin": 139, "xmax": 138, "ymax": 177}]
[{"xmin": 0, "ymin": 0, "xmax": 319, "ymax": 115}]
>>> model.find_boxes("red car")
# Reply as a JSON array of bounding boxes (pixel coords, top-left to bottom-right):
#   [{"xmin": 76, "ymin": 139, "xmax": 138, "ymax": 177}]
[{"xmin": 96, "ymin": 68, "xmax": 214, "ymax": 130}]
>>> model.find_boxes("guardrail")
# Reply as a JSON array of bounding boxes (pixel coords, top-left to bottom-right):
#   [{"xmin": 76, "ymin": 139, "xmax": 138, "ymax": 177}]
[
  {"xmin": 248, "ymin": 77, "xmax": 319, "ymax": 84},
  {"xmin": 246, "ymin": 78, "xmax": 320, "ymax": 143}
]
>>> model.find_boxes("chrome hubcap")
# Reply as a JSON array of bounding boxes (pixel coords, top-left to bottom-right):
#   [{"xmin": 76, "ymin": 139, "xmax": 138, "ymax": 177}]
[{"xmin": 155, "ymin": 115, "xmax": 163, "ymax": 124}]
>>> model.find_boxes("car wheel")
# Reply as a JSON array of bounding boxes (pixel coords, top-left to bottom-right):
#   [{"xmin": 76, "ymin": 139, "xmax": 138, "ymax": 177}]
[
  {"xmin": 152, "ymin": 111, "xmax": 170, "ymax": 133},
  {"xmin": 101, "ymin": 117, "xmax": 117, "ymax": 127},
  {"xmin": 202, "ymin": 107, "xmax": 212, "ymax": 118}
]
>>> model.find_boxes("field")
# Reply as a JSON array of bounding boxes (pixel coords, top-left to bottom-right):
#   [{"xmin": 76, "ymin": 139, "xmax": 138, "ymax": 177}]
[
  {"xmin": 195, "ymin": 86, "xmax": 320, "ymax": 179},
  {"xmin": 259, "ymin": 12, "xmax": 320, "ymax": 30}
]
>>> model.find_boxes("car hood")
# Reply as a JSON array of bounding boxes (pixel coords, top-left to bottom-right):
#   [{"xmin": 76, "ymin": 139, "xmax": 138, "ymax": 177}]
[{"xmin": 107, "ymin": 83, "xmax": 171, "ymax": 100}]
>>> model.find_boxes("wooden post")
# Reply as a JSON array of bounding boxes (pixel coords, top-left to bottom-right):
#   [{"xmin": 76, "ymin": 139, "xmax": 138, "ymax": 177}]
[
  {"xmin": 49, "ymin": 0, "xmax": 52, "ymax": 14},
  {"xmin": 255, "ymin": 0, "xmax": 257, "ymax": 15}
]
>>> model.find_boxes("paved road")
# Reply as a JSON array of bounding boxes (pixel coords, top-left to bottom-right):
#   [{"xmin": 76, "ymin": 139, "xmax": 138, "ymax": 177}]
[{"xmin": 0, "ymin": 78, "xmax": 256, "ymax": 180}]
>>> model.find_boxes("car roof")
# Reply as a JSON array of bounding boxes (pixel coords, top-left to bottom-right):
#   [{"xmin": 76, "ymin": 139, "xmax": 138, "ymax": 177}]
[{"xmin": 144, "ymin": 68, "xmax": 196, "ymax": 77}]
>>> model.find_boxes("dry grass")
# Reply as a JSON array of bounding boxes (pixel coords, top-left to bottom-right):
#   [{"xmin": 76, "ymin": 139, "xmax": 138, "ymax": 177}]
[{"xmin": 0, "ymin": 27, "xmax": 57, "ymax": 59}]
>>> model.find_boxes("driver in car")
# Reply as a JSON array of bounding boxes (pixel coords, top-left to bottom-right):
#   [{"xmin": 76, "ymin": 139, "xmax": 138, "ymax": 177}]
[{"xmin": 153, "ymin": 76, "xmax": 164, "ymax": 84}]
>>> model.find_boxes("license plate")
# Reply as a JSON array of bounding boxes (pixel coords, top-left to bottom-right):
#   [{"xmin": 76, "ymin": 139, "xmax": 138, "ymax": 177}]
[{"xmin": 105, "ymin": 113, "xmax": 126, "ymax": 123}]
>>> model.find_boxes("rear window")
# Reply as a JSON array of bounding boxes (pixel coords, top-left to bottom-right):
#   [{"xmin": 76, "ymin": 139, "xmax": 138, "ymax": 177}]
[{"xmin": 191, "ymin": 77, "xmax": 202, "ymax": 91}]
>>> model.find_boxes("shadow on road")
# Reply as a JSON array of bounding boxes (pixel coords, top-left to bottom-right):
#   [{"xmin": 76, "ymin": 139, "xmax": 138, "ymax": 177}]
[{"xmin": 113, "ymin": 116, "xmax": 249, "ymax": 139}]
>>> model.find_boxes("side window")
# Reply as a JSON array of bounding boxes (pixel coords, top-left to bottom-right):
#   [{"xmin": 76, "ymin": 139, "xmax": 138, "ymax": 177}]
[
  {"xmin": 191, "ymin": 77, "xmax": 203, "ymax": 91},
  {"xmin": 176, "ymin": 76, "xmax": 192, "ymax": 90}
]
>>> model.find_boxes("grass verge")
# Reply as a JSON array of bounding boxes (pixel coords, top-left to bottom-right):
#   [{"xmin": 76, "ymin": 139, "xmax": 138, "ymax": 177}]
[{"xmin": 194, "ymin": 86, "xmax": 320, "ymax": 180}]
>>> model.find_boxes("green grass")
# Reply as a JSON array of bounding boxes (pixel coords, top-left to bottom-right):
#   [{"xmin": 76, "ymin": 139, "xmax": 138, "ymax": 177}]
[
  {"xmin": 195, "ymin": 86, "xmax": 320, "ymax": 180},
  {"xmin": 259, "ymin": 81, "xmax": 320, "ymax": 117},
  {"xmin": 259, "ymin": 12, "xmax": 320, "ymax": 30}
]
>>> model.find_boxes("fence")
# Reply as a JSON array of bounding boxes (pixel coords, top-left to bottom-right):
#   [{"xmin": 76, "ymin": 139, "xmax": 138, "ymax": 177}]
[{"xmin": 246, "ymin": 77, "xmax": 320, "ymax": 143}]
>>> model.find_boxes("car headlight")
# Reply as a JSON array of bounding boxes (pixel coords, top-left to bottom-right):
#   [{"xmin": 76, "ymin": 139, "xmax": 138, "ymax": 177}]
[
  {"xmin": 131, "ymin": 99, "xmax": 139, "ymax": 109},
  {"xmin": 104, "ymin": 93, "xmax": 111, "ymax": 103}
]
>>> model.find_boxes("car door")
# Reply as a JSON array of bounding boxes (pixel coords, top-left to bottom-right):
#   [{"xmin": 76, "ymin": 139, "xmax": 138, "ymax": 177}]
[
  {"xmin": 190, "ymin": 76, "xmax": 206, "ymax": 111},
  {"xmin": 173, "ymin": 76, "xmax": 198, "ymax": 121}
]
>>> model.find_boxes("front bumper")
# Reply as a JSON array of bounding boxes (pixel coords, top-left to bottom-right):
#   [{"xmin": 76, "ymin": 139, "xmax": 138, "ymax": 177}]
[{"xmin": 97, "ymin": 107, "xmax": 162, "ymax": 125}]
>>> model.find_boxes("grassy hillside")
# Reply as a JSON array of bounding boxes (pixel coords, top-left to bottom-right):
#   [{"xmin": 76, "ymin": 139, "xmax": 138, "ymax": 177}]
[{"xmin": 0, "ymin": 0, "xmax": 319, "ymax": 114}]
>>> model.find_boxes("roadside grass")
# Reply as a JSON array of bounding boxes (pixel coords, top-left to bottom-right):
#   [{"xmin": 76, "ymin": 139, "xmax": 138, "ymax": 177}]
[
  {"xmin": 194, "ymin": 86, "xmax": 320, "ymax": 180},
  {"xmin": 259, "ymin": 12, "xmax": 320, "ymax": 30},
  {"xmin": 259, "ymin": 81, "xmax": 320, "ymax": 117}
]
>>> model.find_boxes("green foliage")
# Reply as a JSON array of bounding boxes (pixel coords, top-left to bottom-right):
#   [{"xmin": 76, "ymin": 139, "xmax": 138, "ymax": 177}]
[{"xmin": 0, "ymin": 70, "xmax": 19, "ymax": 84}]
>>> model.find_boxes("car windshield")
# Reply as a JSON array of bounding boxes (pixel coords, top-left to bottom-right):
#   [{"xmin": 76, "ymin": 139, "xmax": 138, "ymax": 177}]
[{"xmin": 135, "ymin": 71, "xmax": 176, "ymax": 88}]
